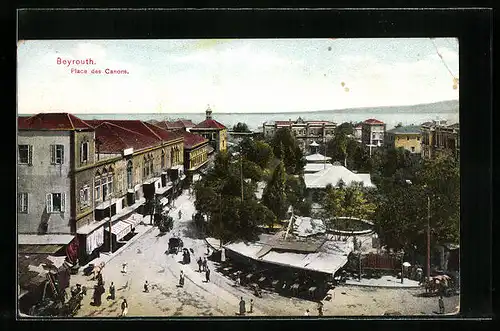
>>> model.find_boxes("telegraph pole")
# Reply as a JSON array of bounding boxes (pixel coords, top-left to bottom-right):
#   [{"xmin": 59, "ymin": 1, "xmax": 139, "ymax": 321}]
[
  {"xmin": 109, "ymin": 192, "xmax": 113, "ymax": 253},
  {"xmin": 427, "ymin": 195, "xmax": 431, "ymax": 279},
  {"xmin": 240, "ymin": 146, "xmax": 244, "ymax": 201}
]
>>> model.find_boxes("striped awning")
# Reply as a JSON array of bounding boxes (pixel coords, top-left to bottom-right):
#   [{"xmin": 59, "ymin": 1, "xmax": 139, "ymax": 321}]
[
  {"xmin": 122, "ymin": 213, "xmax": 142, "ymax": 228},
  {"xmin": 105, "ymin": 221, "xmax": 132, "ymax": 241}
]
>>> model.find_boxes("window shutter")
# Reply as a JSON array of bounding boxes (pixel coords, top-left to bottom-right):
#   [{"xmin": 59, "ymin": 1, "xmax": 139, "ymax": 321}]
[
  {"xmin": 46, "ymin": 193, "xmax": 53, "ymax": 213},
  {"xmin": 80, "ymin": 189, "xmax": 84, "ymax": 204},
  {"xmin": 26, "ymin": 194, "xmax": 29, "ymax": 213},
  {"xmin": 50, "ymin": 145, "xmax": 55, "ymax": 164},
  {"xmin": 80, "ymin": 143, "xmax": 84, "ymax": 163},
  {"xmin": 61, "ymin": 193, "xmax": 66, "ymax": 212},
  {"xmin": 28, "ymin": 145, "xmax": 33, "ymax": 165},
  {"xmin": 61, "ymin": 146, "xmax": 65, "ymax": 164},
  {"xmin": 17, "ymin": 194, "xmax": 21, "ymax": 212}
]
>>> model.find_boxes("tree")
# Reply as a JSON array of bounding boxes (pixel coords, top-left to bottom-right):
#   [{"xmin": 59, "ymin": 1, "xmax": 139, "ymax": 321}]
[
  {"xmin": 270, "ymin": 128, "xmax": 305, "ymax": 174},
  {"xmin": 262, "ymin": 161, "xmax": 287, "ymax": 227},
  {"xmin": 284, "ymin": 174, "xmax": 310, "ymax": 216},
  {"xmin": 154, "ymin": 211, "xmax": 174, "ymax": 233},
  {"xmin": 253, "ymin": 140, "xmax": 274, "ymax": 169},
  {"xmin": 374, "ymin": 154, "xmax": 459, "ymax": 256},
  {"xmin": 321, "ymin": 182, "xmax": 376, "ymax": 223},
  {"xmin": 233, "ymin": 122, "xmax": 251, "ymax": 132}
]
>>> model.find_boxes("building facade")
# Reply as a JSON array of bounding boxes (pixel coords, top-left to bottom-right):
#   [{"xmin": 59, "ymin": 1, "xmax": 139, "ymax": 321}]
[
  {"xmin": 385, "ymin": 125, "xmax": 422, "ymax": 154},
  {"xmin": 175, "ymin": 130, "xmax": 210, "ymax": 175},
  {"xmin": 421, "ymin": 121, "xmax": 460, "ymax": 160},
  {"xmin": 17, "ymin": 114, "xmax": 97, "ymax": 235},
  {"xmin": 262, "ymin": 117, "xmax": 336, "ymax": 152},
  {"xmin": 18, "ymin": 114, "xmax": 185, "ymax": 263},
  {"xmin": 189, "ymin": 106, "xmax": 227, "ymax": 153},
  {"xmin": 361, "ymin": 119, "xmax": 386, "ymax": 156}
]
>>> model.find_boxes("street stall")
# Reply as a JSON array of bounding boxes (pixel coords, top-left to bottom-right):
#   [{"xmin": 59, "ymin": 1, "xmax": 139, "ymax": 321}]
[{"xmin": 103, "ymin": 221, "xmax": 132, "ymax": 252}]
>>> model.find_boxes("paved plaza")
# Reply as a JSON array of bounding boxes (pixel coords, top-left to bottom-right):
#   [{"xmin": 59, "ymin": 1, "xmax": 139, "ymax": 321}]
[{"xmin": 70, "ymin": 190, "xmax": 459, "ymax": 317}]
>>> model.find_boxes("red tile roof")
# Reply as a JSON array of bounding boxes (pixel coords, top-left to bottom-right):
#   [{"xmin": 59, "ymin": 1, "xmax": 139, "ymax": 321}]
[
  {"xmin": 18, "ymin": 113, "xmax": 93, "ymax": 131},
  {"xmin": 93, "ymin": 122, "xmax": 159, "ymax": 153},
  {"xmin": 170, "ymin": 119, "xmax": 196, "ymax": 128},
  {"xmin": 86, "ymin": 119, "xmax": 180, "ymax": 143},
  {"xmin": 363, "ymin": 118, "xmax": 385, "ymax": 125},
  {"xmin": 143, "ymin": 122, "xmax": 182, "ymax": 142},
  {"xmin": 174, "ymin": 130, "xmax": 208, "ymax": 149},
  {"xmin": 194, "ymin": 119, "xmax": 226, "ymax": 129}
]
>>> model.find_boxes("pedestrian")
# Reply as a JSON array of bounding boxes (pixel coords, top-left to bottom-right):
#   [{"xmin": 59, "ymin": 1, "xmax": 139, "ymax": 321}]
[
  {"xmin": 121, "ymin": 299, "xmax": 128, "ymax": 317},
  {"xmin": 109, "ymin": 282, "xmax": 115, "ymax": 300},
  {"xmin": 197, "ymin": 257, "xmax": 202, "ymax": 272},
  {"xmin": 205, "ymin": 267, "xmax": 211, "ymax": 282},
  {"xmin": 202, "ymin": 257, "xmax": 207, "ymax": 272},
  {"xmin": 438, "ymin": 296, "xmax": 445, "ymax": 314},
  {"xmin": 178, "ymin": 210, "xmax": 182, "ymax": 220},
  {"xmin": 206, "ymin": 246, "xmax": 210, "ymax": 256},
  {"xmin": 239, "ymin": 297, "xmax": 246, "ymax": 316},
  {"xmin": 235, "ymin": 276, "xmax": 241, "ymax": 286},
  {"xmin": 249, "ymin": 299, "xmax": 254, "ymax": 313},
  {"xmin": 304, "ymin": 309, "xmax": 310, "ymax": 316},
  {"xmin": 122, "ymin": 262, "xmax": 128, "ymax": 274},
  {"xmin": 179, "ymin": 271, "xmax": 185, "ymax": 287},
  {"xmin": 317, "ymin": 301, "xmax": 324, "ymax": 316},
  {"xmin": 144, "ymin": 280, "xmax": 149, "ymax": 293},
  {"xmin": 97, "ymin": 273, "xmax": 104, "ymax": 287}
]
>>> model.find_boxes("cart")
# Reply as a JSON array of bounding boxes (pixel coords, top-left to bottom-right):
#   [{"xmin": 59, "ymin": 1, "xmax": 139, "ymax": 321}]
[{"xmin": 168, "ymin": 237, "xmax": 184, "ymax": 254}]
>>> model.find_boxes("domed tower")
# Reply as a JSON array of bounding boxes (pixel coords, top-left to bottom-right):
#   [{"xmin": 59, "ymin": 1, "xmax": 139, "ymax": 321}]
[{"xmin": 205, "ymin": 105, "xmax": 212, "ymax": 120}]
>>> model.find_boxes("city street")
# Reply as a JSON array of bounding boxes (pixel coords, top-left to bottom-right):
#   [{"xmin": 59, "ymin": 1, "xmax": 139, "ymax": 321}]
[{"xmin": 71, "ymin": 190, "xmax": 459, "ymax": 317}]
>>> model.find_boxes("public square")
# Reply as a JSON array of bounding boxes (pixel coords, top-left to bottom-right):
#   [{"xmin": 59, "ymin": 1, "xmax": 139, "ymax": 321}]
[{"xmin": 70, "ymin": 190, "xmax": 459, "ymax": 317}]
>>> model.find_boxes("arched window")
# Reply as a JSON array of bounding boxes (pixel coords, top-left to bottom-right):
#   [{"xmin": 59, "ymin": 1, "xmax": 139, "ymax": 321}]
[
  {"xmin": 94, "ymin": 170, "xmax": 102, "ymax": 202},
  {"xmin": 161, "ymin": 149, "xmax": 165, "ymax": 169},
  {"xmin": 127, "ymin": 161, "xmax": 133, "ymax": 189}
]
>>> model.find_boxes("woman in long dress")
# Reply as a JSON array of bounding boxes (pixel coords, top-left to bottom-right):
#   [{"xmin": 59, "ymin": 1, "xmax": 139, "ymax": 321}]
[{"xmin": 121, "ymin": 299, "xmax": 128, "ymax": 317}]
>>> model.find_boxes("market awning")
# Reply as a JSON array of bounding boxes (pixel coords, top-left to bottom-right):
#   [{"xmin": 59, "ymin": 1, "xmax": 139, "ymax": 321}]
[
  {"xmin": 18, "ymin": 234, "xmax": 75, "ymax": 246},
  {"xmin": 121, "ymin": 213, "xmax": 142, "ymax": 228},
  {"xmin": 105, "ymin": 221, "xmax": 132, "ymax": 241}
]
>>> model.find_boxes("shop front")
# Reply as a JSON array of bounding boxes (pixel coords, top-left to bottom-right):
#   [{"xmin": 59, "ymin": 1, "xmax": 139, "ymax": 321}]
[{"xmin": 76, "ymin": 220, "xmax": 107, "ymax": 264}]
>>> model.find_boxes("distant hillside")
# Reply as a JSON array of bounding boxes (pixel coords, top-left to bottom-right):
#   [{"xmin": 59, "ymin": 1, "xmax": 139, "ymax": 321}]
[{"xmin": 309, "ymin": 100, "xmax": 459, "ymax": 114}]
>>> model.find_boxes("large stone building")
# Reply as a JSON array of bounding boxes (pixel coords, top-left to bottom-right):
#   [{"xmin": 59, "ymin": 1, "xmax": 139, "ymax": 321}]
[
  {"xmin": 189, "ymin": 106, "xmax": 227, "ymax": 153},
  {"xmin": 262, "ymin": 117, "xmax": 336, "ymax": 152},
  {"xmin": 18, "ymin": 114, "xmax": 185, "ymax": 263},
  {"xmin": 174, "ymin": 130, "xmax": 210, "ymax": 175},
  {"xmin": 361, "ymin": 119, "xmax": 386, "ymax": 156},
  {"xmin": 420, "ymin": 120, "xmax": 460, "ymax": 160},
  {"xmin": 385, "ymin": 125, "xmax": 422, "ymax": 154}
]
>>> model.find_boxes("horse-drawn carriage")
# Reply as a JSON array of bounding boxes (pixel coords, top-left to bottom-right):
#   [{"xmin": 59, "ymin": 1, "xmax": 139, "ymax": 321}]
[
  {"xmin": 424, "ymin": 275, "xmax": 454, "ymax": 296},
  {"xmin": 168, "ymin": 237, "xmax": 184, "ymax": 254}
]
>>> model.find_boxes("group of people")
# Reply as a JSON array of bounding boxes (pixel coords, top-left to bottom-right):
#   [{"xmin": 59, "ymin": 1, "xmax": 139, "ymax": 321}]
[
  {"xmin": 197, "ymin": 257, "xmax": 211, "ymax": 282},
  {"xmin": 304, "ymin": 302, "xmax": 324, "ymax": 316},
  {"xmin": 238, "ymin": 297, "xmax": 254, "ymax": 315}
]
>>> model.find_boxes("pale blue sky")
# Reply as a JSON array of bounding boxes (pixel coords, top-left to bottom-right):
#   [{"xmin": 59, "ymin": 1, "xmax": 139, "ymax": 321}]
[{"xmin": 17, "ymin": 38, "xmax": 459, "ymax": 114}]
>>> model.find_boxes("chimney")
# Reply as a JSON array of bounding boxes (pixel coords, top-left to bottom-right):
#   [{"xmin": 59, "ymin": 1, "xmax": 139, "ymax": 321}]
[{"xmin": 206, "ymin": 105, "xmax": 212, "ymax": 120}]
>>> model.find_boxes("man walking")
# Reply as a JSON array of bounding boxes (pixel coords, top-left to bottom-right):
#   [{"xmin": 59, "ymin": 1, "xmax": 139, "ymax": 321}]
[
  {"xmin": 109, "ymin": 282, "xmax": 115, "ymax": 300},
  {"xmin": 178, "ymin": 210, "xmax": 182, "ymax": 220},
  {"xmin": 438, "ymin": 296, "xmax": 445, "ymax": 314},
  {"xmin": 179, "ymin": 271, "xmax": 185, "ymax": 287},
  {"xmin": 122, "ymin": 262, "xmax": 128, "ymax": 274},
  {"xmin": 249, "ymin": 299, "xmax": 254, "ymax": 313},
  {"xmin": 202, "ymin": 257, "xmax": 207, "ymax": 272},
  {"xmin": 317, "ymin": 301, "xmax": 324, "ymax": 316},
  {"xmin": 205, "ymin": 267, "xmax": 211, "ymax": 282},
  {"xmin": 197, "ymin": 257, "xmax": 203, "ymax": 272},
  {"xmin": 144, "ymin": 280, "xmax": 149, "ymax": 293},
  {"xmin": 120, "ymin": 299, "xmax": 128, "ymax": 317},
  {"xmin": 239, "ymin": 297, "xmax": 246, "ymax": 316}
]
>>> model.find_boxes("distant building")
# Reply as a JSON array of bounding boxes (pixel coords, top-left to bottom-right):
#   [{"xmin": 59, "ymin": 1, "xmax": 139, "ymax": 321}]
[
  {"xmin": 157, "ymin": 119, "xmax": 196, "ymax": 132},
  {"xmin": 420, "ymin": 120, "xmax": 460, "ymax": 160},
  {"xmin": 361, "ymin": 119, "xmax": 386, "ymax": 156},
  {"xmin": 262, "ymin": 117, "xmax": 336, "ymax": 152},
  {"xmin": 174, "ymin": 130, "xmax": 210, "ymax": 175},
  {"xmin": 353, "ymin": 123, "xmax": 362, "ymax": 143},
  {"xmin": 190, "ymin": 106, "xmax": 228, "ymax": 153},
  {"xmin": 385, "ymin": 125, "xmax": 422, "ymax": 154}
]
